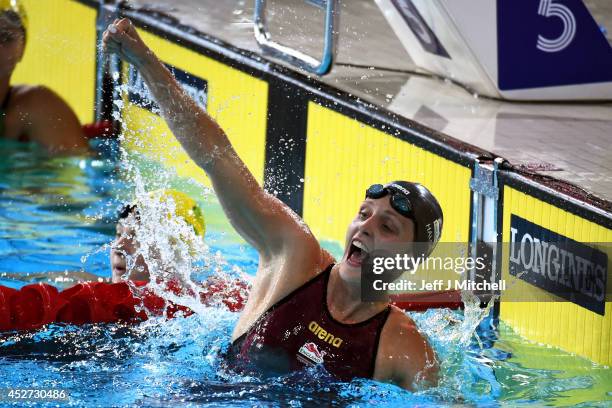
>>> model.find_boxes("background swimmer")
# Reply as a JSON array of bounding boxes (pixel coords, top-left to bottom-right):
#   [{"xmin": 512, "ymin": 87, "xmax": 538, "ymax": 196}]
[
  {"xmin": 110, "ymin": 189, "xmax": 206, "ymax": 284},
  {"xmin": 0, "ymin": 0, "xmax": 88, "ymax": 154},
  {"xmin": 3, "ymin": 190, "xmax": 207, "ymax": 287}
]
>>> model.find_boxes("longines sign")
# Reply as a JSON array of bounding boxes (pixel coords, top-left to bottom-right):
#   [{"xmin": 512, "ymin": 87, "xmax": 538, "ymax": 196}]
[{"xmin": 509, "ymin": 215, "xmax": 608, "ymax": 315}]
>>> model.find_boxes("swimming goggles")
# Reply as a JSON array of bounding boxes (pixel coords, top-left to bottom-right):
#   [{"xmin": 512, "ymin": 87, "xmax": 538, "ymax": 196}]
[{"xmin": 365, "ymin": 183, "xmax": 413, "ymax": 219}]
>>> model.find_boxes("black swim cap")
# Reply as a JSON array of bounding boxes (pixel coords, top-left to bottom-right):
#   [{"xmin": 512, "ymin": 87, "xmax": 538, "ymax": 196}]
[{"xmin": 386, "ymin": 181, "xmax": 443, "ymax": 256}]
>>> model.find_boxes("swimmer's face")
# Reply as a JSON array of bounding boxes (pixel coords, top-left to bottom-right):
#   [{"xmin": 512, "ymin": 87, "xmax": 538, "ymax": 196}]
[
  {"xmin": 0, "ymin": 15, "xmax": 25, "ymax": 77},
  {"xmin": 110, "ymin": 213, "xmax": 150, "ymax": 283},
  {"xmin": 340, "ymin": 196, "xmax": 415, "ymax": 283}
]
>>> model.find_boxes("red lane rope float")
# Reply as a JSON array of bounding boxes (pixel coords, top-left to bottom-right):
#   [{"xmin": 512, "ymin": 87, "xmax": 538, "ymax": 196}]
[
  {"xmin": 0, "ymin": 277, "xmax": 250, "ymax": 332},
  {"xmin": 0, "ymin": 286, "xmax": 18, "ymax": 331},
  {"xmin": 0, "ymin": 279, "xmax": 462, "ymax": 332},
  {"xmin": 82, "ymin": 120, "xmax": 114, "ymax": 139},
  {"xmin": 389, "ymin": 290, "xmax": 463, "ymax": 312}
]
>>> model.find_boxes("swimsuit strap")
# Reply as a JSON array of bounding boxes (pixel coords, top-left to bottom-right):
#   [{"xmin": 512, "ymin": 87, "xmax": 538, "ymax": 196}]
[
  {"xmin": 323, "ymin": 262, "xmax": 391, "ymax": 379},
  {"xmin": 0, "ymin": 86, "xmax": 10, "ymax": 137},
  {"xmin": 230, "ymin": 263, "xmax": 334, "ymax": 348},
  {"xmin": 1, "ymin": 87, "xmax": 12, "ymax": 111}
]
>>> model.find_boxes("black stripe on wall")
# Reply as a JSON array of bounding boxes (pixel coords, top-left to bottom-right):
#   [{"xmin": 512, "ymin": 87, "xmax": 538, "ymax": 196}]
[{"xmin": 264, "ymin": 81, "xmax": 309, "ymax": 216}]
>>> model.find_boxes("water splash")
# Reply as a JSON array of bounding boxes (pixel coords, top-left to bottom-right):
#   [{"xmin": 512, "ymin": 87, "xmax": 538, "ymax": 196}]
[
  {"xmin": 408, "ymin": 293, "xmax": 501, "ymax": 404},
  {"xmin": 96, "ymin": 78, "xmax": 251, "ymax": 320}
]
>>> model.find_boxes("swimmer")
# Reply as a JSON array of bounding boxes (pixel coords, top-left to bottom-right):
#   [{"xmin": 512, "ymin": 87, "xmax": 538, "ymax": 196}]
[
  {"xmin": 110, "ymin": 189, "xmax": 206, "ymax": 284},
  {"xmin": 0, "ymin": 189, "xmax": 250, "ymax": 330},
  {"xmin": 3, "ymin": 189, "xmax": 206, "ymax": 286},
  {"xmin": 0, "ymin": 0, "xmax": 88, "ymax": 153},
  {"xmin": 103, "ymin": 19, "xmax": 440, "ymax": 389}
]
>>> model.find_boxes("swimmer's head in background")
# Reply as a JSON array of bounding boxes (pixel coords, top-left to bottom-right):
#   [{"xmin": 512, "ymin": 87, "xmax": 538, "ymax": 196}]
[
  {"xmin": 0, "ymin": 0, "xmax": 27, "ymax": 44},
  {"xmin": 365, "ymin": 181, "xmax": 443, "ymax": 256},
  {"xmin": 119, "ymin": 189, "xmax": 206, "ymax": 238}
]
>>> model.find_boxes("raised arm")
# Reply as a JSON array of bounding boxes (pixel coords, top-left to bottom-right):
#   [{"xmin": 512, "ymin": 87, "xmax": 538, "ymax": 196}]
[{"xmin": 102, "ymin": 19, "xmax": 314, "ymax": 259}]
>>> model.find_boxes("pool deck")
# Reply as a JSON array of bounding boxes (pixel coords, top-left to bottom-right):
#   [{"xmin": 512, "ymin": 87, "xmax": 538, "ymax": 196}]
[{"xmin": 127, "ymin": 0, "xmax": 612, "ymax": 204}]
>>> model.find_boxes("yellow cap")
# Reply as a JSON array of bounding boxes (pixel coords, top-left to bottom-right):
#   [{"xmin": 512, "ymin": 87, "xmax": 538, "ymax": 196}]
[
  {"xmin": 142, "ymin": 189, "xmax": 206, "ymax": 238},
  {"xmin": 0, "ymin": 0, "xmax": 28, "ymax": 35}
]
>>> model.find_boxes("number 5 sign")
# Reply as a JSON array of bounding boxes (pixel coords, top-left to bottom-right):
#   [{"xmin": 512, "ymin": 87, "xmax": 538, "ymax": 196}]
[
  {"xmin": 497, "ymin": 0, "xmax": 612, "ymax": 90},
  {"xmin": 536, "ymin": 0, "xmax": 577, "ymax": 53}
]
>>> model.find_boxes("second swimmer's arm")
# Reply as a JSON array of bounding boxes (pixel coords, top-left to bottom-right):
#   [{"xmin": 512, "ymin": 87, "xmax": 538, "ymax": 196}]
[{"xmin": 103, "ymin": 19, "xmax": 319, "ymax": 260}]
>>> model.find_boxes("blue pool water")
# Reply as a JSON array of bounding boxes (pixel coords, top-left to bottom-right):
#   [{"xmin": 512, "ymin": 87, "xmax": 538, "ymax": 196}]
[{"xmin": 0, "ymin": 140, "xmax": 610, "ymax": 407}]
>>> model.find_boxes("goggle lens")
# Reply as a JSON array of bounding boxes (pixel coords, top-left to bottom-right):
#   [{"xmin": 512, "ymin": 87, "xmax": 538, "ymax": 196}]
[
  {"xmin": 390, "ymin": 194, "xmax": 411, "ymax": 216},
  {"xmin": 365, "ymin": 184, "xmax": 385, "ymax": 199},
  {"xmin": 365, "ymin": 184, "xmax": 413, "ymax": 218}
]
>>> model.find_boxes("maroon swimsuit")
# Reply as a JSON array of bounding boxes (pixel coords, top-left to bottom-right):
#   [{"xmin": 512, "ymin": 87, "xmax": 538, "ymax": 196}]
[{"xmin": 227, "ymin": 264, "xmax": 391, "ymax": 381}]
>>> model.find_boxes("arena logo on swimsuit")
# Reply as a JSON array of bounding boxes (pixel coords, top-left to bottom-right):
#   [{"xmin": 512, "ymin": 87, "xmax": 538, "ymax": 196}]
[
  {"xmin": 308, "ymin": 321, "xmax": 343, "ymax": 348},
  {"xmin": 128, "ymin": 63, "xmax": 208, "ymax": 113}
]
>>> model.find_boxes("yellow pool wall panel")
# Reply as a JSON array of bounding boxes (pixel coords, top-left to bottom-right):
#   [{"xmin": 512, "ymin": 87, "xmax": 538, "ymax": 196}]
[
  {"xmin": 121, "ymin": 29, "xmax": 268, "ymax": 187},
  {"xmin": 500, "ymin": 186, "xmax": 612, "ymax": 366},
  {"xmin": 12, "ymin": 0, "xmax": 97, "ymax": 124},
  {"xmin": 302, "ymin": 102, "xmax": 471, "ymax": 249}
]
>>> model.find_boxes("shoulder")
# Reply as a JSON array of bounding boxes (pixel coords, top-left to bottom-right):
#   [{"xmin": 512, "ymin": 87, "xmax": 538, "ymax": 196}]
[
  {"xmin": 374, "ymin": 306, "xmax": 439, "ymax": 389},
  {"xmin": 6, "ymin": 84, "xmax": 86, "ymax": 152},
  {"xmin": 12, "ymin": 84, "xmax": 54, "ymax": 100},
  {"xmin": 11, "ymin": 85, "xmax": 67, "ymax": 111},
  {"xmin": 382, "ymin": 306, "xmax": 425, "ymax": 348},
  {"xmin": 271, "ymin": 215, "xmax": 333, "ymax": 271}
]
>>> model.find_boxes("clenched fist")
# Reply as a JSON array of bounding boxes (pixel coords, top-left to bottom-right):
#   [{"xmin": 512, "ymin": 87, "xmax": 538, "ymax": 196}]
[{"xmin": 102, "ymin": 18, "xmax": 154, "ymax": 69}]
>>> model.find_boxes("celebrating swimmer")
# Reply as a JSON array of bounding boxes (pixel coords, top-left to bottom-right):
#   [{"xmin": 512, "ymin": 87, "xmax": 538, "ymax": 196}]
[
  {"xmin": 103, "ymin": 18, "xmax": 442, "ymax": 390},
  {"xmin": 0, "ymin": 0, "xmax": 88, "ymax": 153}
]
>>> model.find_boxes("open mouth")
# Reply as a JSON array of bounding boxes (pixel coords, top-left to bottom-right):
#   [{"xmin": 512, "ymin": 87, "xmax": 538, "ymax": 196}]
[
  {"xmin": 111, "ymin": 257, "xmax": 127, "ymax": 276},
  {"xmin": 113, "ymin": 265, "xmax": 126, "ymax": 275},
  {"xmin": 347, "ymin": 240, "xmax": 368, "ymax": 266}
]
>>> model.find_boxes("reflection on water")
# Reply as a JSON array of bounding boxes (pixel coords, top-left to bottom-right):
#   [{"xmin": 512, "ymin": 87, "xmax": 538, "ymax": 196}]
[{"xmin": 0, "ymin": 140, "xmax": 123, "ymax": 279}]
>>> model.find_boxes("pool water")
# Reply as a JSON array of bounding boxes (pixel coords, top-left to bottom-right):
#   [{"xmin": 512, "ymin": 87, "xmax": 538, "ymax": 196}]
[{"xmin": 0, "ymin": 140, "xmax": 610, "ymax": 407}]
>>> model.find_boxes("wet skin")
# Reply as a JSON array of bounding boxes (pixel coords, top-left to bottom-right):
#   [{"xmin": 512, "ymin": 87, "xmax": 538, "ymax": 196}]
[
  {"xmin": 111, "ymin": 213, "xmax": 151, "ymax": 283},
  {"xmin": 0, "ymin": 15, "xmax": 88, "ymax": 154},
  {"xmin": 340, "ymin": 196, "xmax": 415, "ymax": 281},
  {"xmin": 103, "ymin": 18, "xmax": 439, "ymax": 390}
]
